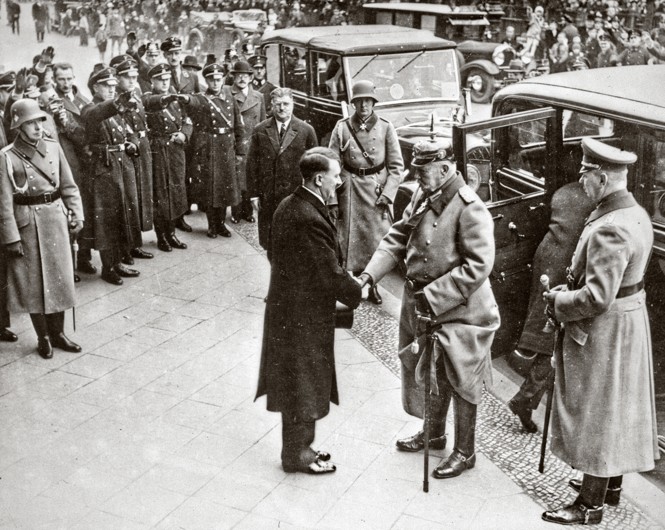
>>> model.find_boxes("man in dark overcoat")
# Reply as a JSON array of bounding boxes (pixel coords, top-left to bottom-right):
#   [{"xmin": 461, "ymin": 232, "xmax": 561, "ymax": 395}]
[
  {"xmin": 256, "ymin": 147, "xmax": 363, "ymax": 474},
  {"xmin": 0, "ymin": 99, "xmax": 83, "ymax": 359},
  {"xmin": 246, "ymin": 87, "xmax": 317, "ymax": 257},
  {"xmin": 229, "ymin": 60, "xmax": 265, "ymax": 224},
  {"xmin": 143, "ymin": 64, "xmax": 191, "ymax": 252},
  {"xmin": 179, "ymin": 63, "xmax": 244, "ymax": 239},
  {"xmin": 360, "ymin": 139, "xmax": 500, "ymax": 479},
  {"xmin": 542, "ymin": 138, "xmax": 659, "ymax": 526},
  {"xmin": 81, "ymin": 67, "xmax": 143, "ymax": 286}
]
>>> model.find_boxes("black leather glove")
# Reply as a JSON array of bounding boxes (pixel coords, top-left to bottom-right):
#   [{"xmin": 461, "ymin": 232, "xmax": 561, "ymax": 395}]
[
  {"xmin": 177, "ymin": 94, "xmax": 191, "ymax": 105},
  {"xmin": 6, "ymin": 241, "xmax": 24, "ymax": 258},
  {"xmin": 117, "ymin": 91, "xmax": 138, "ymax": 111},
  {"xmin": 124, "ymin": 141, "xmax": 138, "ymax": 156},
  {"xmin": 161, "ymin": 94, "xmax": 179, "ymax": 106},
  {"xmin": 375, "ymin": 195, "xmax": 390, "ymax": 208},
  {"xmin": 69, "ymin": 220, "xmax": 83, "ymax": 237}
]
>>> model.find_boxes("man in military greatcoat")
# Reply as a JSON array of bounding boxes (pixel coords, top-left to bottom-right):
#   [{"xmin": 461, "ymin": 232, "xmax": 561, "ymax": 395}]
[
  {"xmin": 137, "ymin": 41, "xmax": 163, "ymax": 94},
  {"xmin": 360, "ymin": 139, "xmax": 500, "ymax": 480},
  {"xmin": 256, "ymin": 147, "xmax": 363, "ymax": 474},
  {"xmin": 247, "ymin": 87, "xmax": 317, "ymax": 257},
  {"xmin": 142, "ymin": 64, "xmax": 191, "ymax": 252},
  {"xmin": 329, "ymin": 80, "xmax": 403, "ymax": 305},
  {"xmin": 114, "ymin": 57, "xmax": 154, "ymax": 264},
  {"xmin": 0, "ymin": 99, "xmax": 83, "ymax": 359},
  {"xmin": 178, "ymin": 63, "xmax": 244, "ymax": 239},
  {"xmin": 249, "ymin": 55, "xmax": 277, "ymax": 115},
  {"xmin": 81, "ymin": 67, "xmax": 143, "ymax": 286},
  {"xmin": 541, "ymin": 139, "xmax": 659, "ymax": 526},
  {"xmin": 229, "ymin": 60, "xmax": 265, "ymax": 225}
]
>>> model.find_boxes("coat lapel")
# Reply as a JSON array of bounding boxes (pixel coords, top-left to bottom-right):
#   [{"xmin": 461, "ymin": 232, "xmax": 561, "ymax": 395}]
[
  {"xmin": 266, "ymin": 118, "xmax": 281, "ymax": 154},
  {"xmin": 280, "ymin": 125, "xmax": 298, "ymax": 154}
]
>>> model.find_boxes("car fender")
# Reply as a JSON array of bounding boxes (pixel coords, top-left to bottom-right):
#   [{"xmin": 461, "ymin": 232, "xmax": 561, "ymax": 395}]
[{"xmin": 461, "ymin": 60, "xmax": 500, "ymax": 77}]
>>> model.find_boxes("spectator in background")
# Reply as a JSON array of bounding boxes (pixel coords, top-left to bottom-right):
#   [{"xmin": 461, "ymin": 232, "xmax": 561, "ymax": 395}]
[
  {"xmin": 616, "ymin": 30, "xmax": 651, "ymax": 64},
  {"xmin": 107, "ymin": 7, "xmax": 125, "ymax": 57},
  {"xmin": 596, "ymin": 32, "xmax": 618, "ymax": 67},
  {"xmin": 95, "ymin": 25, "xmax": 108, "ymax": 62}
]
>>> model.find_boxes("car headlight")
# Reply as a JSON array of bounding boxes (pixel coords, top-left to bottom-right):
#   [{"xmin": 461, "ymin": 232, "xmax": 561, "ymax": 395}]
[{"xmin": 493, "ymin": 51, "xmax": 505, "ymax": 66}]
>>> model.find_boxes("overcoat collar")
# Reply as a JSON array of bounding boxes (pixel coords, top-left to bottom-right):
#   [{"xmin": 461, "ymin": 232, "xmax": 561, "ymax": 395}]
[
  {"xmin": 12, "ymin": 135, "xmax": 52, "ymax": 184},
  {"xmin": 350, "ymin": 111, "xmax": 378, "ymax": 133},
  {"xmin": 232, "ymin": 85, "xmax": 259, "ymax": 111},
  {"xmin": 13, "ymin": 134, "xmax": 47, "ymax": 159},
  {"xmin": 295, "ymin": 185, "xmax": 336, "ymax": 231},
  {"xmin": 586, "ymin": 189, "xmax": 636, "ymax": 224},
  {"xmin": 428, "ymin": 173, "xmax": 466, "ymax": 216}
]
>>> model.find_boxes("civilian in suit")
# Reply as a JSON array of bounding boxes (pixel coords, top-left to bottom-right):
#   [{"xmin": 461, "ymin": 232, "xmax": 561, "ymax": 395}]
[
  {"xmin": 247, "ymin": 87, "xmax": 317, "ymax": 257},
  {"xmin": 256, "ymin": 147, "xmax": 363, "ymax": 474}
]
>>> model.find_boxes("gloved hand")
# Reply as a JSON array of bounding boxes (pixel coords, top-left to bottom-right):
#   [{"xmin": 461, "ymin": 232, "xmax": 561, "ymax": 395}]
[
  {"xmin": 124, "ymin": 141, "xmax": 138, "ymax": 156},
  {"xmin": 375, "ymin": 195, "xmax": 390, "ymax": 208},
  {"xmin": 177, "ymin": 94, "xmax": 191, "ymax": 105},
  {"xmin": 170, "ymin": 132, "xmax": 185, "ymax": 145},
  {"xmin": 116, "ymin": 91, "xmax": 138, "ymax": 111},
  {"xmin": 328, "ymin": 204, "xmax": 339, "ymax": 222},
  {"xmin": 69, "ymin": 220, "xmax": 83, "ymax": 237},
  {"xmin": 357, "ymin": 272, "xmax": 373, "ymax": 288},
  {"xmin": 161, "ymin": 94, "xmax": 179, "ymax": 106},
  {"xmin": 6, "ymin": 241, "xmax": 24, "ymax": 258},
  {"xmin": 42, "ymin": 46, "xmax": 55, "ymax": 63}
]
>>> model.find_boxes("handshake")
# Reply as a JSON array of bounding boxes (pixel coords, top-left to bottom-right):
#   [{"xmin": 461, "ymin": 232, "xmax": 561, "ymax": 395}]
[
  {"xmin": 354, "ymin": 272, "xmax": 372, "ymax": 300},
  {"xmin": 162, "ymin": 94, "xmax": 190, "ymax": 106}
]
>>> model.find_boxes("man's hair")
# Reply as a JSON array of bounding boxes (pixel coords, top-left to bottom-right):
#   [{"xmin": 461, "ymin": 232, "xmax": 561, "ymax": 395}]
[
  {"xmin": 270, "ymin": 87, "xmax": 293, "ymax": 101},
  {"xmin": 299, "ymin": 147, "xmax": 340, "ymax": 181},
  {"xmin": 53, "ymin": 63, "xmax": 74, "ymax": 76}
]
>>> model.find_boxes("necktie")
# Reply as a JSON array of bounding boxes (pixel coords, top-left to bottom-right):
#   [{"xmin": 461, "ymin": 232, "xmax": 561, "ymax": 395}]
[{"xmin": 279, "ymin": 123, "xmax": 286, "ymax": 140}]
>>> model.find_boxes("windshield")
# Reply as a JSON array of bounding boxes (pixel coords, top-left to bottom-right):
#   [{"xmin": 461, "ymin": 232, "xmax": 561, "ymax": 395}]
[
  {"xmin": 233, "ymin": 11, "xmax": 265, "ymax": 22},
  {"xmin": 346, "ymin": 49, "xmax": 460, "ymax": 103}
]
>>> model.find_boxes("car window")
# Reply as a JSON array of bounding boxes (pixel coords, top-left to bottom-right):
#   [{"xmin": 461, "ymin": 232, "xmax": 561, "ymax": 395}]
[
  {"xmin": 563, "ymin": 111, "xmax": 614, "ymax": 139},
  {"xmin": 642, "ymin": 131, "xmax": 665, "ymax": 225},
  {"xmin": 282, "ymin": 45, "xmax": 307, "ymax": 93},
  {"xmin": 312, "ymin": 52, "xmax": 347, "ymax": 101}
]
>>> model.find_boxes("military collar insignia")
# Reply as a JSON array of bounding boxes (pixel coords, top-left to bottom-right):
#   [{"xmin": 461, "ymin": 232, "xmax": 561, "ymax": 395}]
[
  {"xmin": 351, "ymin": 112, "xmax": 377, "ymax": 133},
  {"xmin": 586, "ymin": 188, "xmax": 636, "ymax": 224}
]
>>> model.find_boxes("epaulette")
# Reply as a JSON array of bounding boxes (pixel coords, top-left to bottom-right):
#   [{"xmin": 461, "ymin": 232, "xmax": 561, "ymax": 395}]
[
  {"xmin": 379, "ymin": 116, "xmax": 389, "ymax": 123},
  {"xmin": 603, "ymin": 212, "xmax": 616, "ymax": 225},
  {"xmin": 0, "ymin": 144, "xmax": 12, "ymax": 154},
  {"xmin": 458, "ymin": 185, "xmax": 477, "ymax": 204}
]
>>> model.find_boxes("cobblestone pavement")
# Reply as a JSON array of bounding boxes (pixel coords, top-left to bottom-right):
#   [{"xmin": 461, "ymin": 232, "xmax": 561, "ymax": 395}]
[{"xmin": 236, "ymin": 219, "xmax": 663, "ymax": 529}]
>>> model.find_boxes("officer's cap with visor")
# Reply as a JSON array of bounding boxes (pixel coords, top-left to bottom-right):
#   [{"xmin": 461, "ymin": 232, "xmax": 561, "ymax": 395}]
[
  {"xmin": 411, "ymin": 138, "xmax": 453, "ymax": 167},
  {"xmin": 579, "ymin": 137, "xmax": 637, "ymax": 174},
  {"xmin": 202, "ymin": 63, "xmax": 225, "ymax": 80},
  {"xmin": 149, "ymin": 63, "xmax": 171, "ymax": 80}
]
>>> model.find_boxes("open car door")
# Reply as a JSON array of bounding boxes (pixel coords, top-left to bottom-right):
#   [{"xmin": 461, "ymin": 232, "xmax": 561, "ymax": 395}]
[{"xmin": 453, "ymin": 107, "xmax": 560, "ymax": 357}]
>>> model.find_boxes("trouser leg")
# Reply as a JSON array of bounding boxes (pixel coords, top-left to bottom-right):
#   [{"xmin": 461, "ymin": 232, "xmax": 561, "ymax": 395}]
[
  {"xmin": 30, "ymin": 313, "xmax": 49, "ymax": 340},
  {"xmin": 100, "ymin": 248, "xmax": 117, "ymax": 273},
  {"xmin": 454, "ymin": 393, "xmax": 477, "ymax": 458},
  {"xmin": 281, "ymin": 413, "xmax": 316, "ymax": 469},
  {"xmin": 45, "ymin": 311, "xmax": 64, "ymax": 337},
  {"xmin": 579, "ymin": 474, "xmax": 610, "ymax": 508},
  {"xmin": 513, "ymin": 353, "xmax": 554, "ymax": 410},
  {"xmin": 608, "ymin": 476, "xmax": 623, "ymax": 490}
]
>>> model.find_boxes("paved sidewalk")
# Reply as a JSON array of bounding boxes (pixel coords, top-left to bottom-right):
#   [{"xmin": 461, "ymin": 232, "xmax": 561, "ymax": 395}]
[{"xmin": 0, "ymin": 213, "xmax": 661, "ymax": 529}]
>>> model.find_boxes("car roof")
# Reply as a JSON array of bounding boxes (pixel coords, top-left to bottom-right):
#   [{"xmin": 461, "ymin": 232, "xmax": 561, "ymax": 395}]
[
  {"xmin": 364, "ymin": 2, "xmax": 488, "ymax": 17},
  {"xmin": 261, "ymin": 25, "xmax": 456, "ymax": 54},
  {"xmin": 494, "ymin": 66, "xmax": 665, "ymax": 126}
]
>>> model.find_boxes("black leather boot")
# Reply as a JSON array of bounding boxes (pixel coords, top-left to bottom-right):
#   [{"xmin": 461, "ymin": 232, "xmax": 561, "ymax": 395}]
[
  {"xmin": 175, "ymin": 216, "xmax": 192, "ymax": 232},
  {"xmin": 508, "ymin": 397, "xmax": 538, "ymax": 433},
  {"xmin": 157, "ymin": 230, "xmax": 172, "ymax": 252},
  {"xmin": 46, "ymin": 312, "xmax": 82, "ymax": 353},
  {"xmin": 396, "ymin": 388, "xmax": 451, "ymax": 452},
  {"xmin": 568, "ymin": 475, "xmax": 622, "ymax": 506},
  {"xmin": 544, "ymin": 474, "xmax": 607, "ymax": 525},
  {"xmin": 432, "ymin": 396, "xmax": 477, "ymax": 479},
  {"xmin": 30, "ymin": 313, "xmax": 52, "ymax": 359},
  {"xmin": 167, "ymin": 232, "xmax": 187, "ymax": 250}
]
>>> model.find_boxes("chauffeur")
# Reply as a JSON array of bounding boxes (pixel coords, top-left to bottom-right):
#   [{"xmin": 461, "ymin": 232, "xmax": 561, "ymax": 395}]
[
  {"xmin": 360, "ymin": 139, "xmax": 500, "ymax": 479},
  {"xmin": 0, "ymin": 99, "xmax": 83, "ymax": 359},
  {"xmin": 329, "ymin": 80, "xmax": 403, "ymax": 305},
  {"xmin": 541, "ymin": 138, "xmax": 659, "ymax": 526}
]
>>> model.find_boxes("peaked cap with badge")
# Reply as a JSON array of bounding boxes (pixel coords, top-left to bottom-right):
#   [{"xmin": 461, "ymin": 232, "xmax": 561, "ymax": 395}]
[
  {"xmin": 579, "ymin": 137, "xmax": 637, "ymax": 173},
  {"xmin": 161, "ymin": 36, "xmax": 182, "ymax": 53}
]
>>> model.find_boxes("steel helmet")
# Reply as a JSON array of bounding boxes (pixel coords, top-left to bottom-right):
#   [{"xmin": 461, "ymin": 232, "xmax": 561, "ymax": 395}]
[
  {"xmin": 9, "ymin": 98, "xmax": 47, "ymax": 130},
  {"xmin": 351, "ymin": 80, "xmax": 378, "ymax": 103}
]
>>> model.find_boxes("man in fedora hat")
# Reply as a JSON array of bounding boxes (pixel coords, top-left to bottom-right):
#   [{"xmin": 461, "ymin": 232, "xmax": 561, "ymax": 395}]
[
  {"xmin": 182, "ymin": 55, "xmax": 202, "ymax": 78},
  {"xmin": 329, "ymin": 80, "xmax": 403, "ymax": 305},
  {"xmin": 541, "ymin": 138, "xmax": 658, "ymax": 526},
  {"xmin": 359, "ymin": 138, "xmax": 499, "ymax": 479},
  {"xmin": 229, "ymin": 60, "xmax": 265, "ymax": 224}
]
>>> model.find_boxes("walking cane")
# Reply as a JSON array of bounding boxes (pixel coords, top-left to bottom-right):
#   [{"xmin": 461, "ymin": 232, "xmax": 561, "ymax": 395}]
[{"xmin": 69, "ymin": 212, "xmax": 78, "ymax": 332}]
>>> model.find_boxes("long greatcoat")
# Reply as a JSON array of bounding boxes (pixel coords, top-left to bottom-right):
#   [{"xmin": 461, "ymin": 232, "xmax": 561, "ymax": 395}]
[
  {"xmin": 80, "ymin": 98, "xmax": 142, "ymax": 252},
  {"xmin": 231, "ymin": 85, "xmax": 265, "ymax": 193},
  {"xmin": 187, "ymin": 89, "xmax": 244, "ymax": 210},
  {"xmin": 256, "ymin": 187, "xmax": 362, "ymax": 421},
  {"xmin": 551, "ymin": 189, "xmax": 659, "ymax": 476},
  {"xmin": 246, "ymin": 116, "xmax": 317, "ymax": 251},
  {"xmin": 143, "ymin": 94, "xmax": 192, "ymax": 223},
  {"xmin": 365, "ymin": 174, "xmax": 500, "ymax": 414},
  {"xmin": 329, "ymin": 112, "xmax": 404, "ymax": 271},
  {"xmin": 0, "ymin": 136, "xmax": 83, "ymax": 314}
]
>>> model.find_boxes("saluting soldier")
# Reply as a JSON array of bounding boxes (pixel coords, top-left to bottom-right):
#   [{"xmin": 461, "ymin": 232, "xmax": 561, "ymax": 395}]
[
  {"xmin": 114, "ymin": 57, "xmax": 154, "ymax": 264},
  {"xmin": 541, "ymin": 139, "xmax": 659, "ymax": 526},
  {"xmin": 229, "ymin": 60, "xmax": 265, "ymax": 225},
  {"xmin": 360, "ymin": 139, "xmax": 500, "ymax": 479},
  {"xmin": 81, "ymin": 67, "xmax": 143, "ymax": 286},
  {"xmin": 329, "ymin": 80, "xmax": 404, "ymax": 305},
  {"xmin": 0, "ymin": 99, "xmax": 83, "ymax": 359},
  {"xmin": 249, "ymin": 54, "xmax": 277, "ymax": 115},
  {"xmin": 178, "ymin": 63, "xmax": 244, "ymax": 239},
  {"xmin": 142, "ymin": 64, "xmax": 191, "ymax": 252}
]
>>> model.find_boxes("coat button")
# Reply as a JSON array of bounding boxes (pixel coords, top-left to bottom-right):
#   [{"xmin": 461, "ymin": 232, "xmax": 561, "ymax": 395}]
[
  {"xmin": 433, "ymin": 222, "xmax": 438, "ymax": 227},
  {"xmin": 29, "ymin": 176, "xmax": 34, "ymax": 179},
  {"xmin": 31, "ymin": 186, "xmax": 36, "ymax": 190},
  {"xmin": 36, "ymin": 207, "xmax": 40, "ymax": 211},
  {"xmin": 426, "ymin": 240, "xmax": 431, "ymax": 245},
  {"xmin": 424, "ymin": 258, "xmax": 428, "ymax": 263},
  {"xmin": 49, "ymin": 160, "xmax": 53, "ymax": 164}
]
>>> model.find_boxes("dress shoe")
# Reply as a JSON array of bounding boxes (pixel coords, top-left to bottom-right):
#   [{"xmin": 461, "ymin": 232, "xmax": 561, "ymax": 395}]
[
  {"xmin": 157, "ymin": 237, "xmax": 173, "ymax": 252},
  {"xmin": 230, "ymin": 216, "xmax": 240, "ymax": 224},
  {"xmin": 396, "ymin": 430, "xmax": 447, "ymax": 452},
  {"xmin": 283, "ymin": 458, "xmax": 336, "ymax": 474},
  {"xmin": 206, "ymin": 228, "xmax": 218, "ymax": 239},
  {"xmin": 244, "ymin": 214, "xmax": 255, "ymax": 223},
  {"xmin": 51, "ymin": 333, "xmax": 82, "ymax": 353},
  {"xmin": 316, "ymin": 451, "xmax": 331, "ymax": 462},
  {"xmin": 37, "ymin": 337, "xmax": 53, "ymax": 359},
  {"xmin": 217, "ymin": 223, "xmax": 232, "ymax": 237},
  {"xmin": 114, "ymin": 264, "xmax": 140, "ymax": 278},
  {"xmin": 368, "ymin": 285, "xmax": 383, "ymax": 305},
  {"xmin": 508, "ymin": 399, "xmax": 538, "ymax": 433},
  {"xmin": 101, "ymin": 269, "xmax": 124, "ymax": 285},
  {"xmin": 432, "ymin": 450, "xmax": 476, "ymax": 479},
  {"xmin": 77, "ymin": 260, "xmax": 97, "ymax": 274},
  {"xmin": 0, "ymin": 328, "xmax": 18, "ymax": 342},
  {"xmin": 568, "ymin": 479, "xmax": 621, "ymax": 506},
  {"xmin": 542, "ymin": 500, "xmax": 603, "ymax": 525},
  {"xmin": 175, "ymin": 218, "xmax": 193, "ymax": 232},
  {"xmin": 130, "ymin": 247, "xmax": 154, "ymax": 259},
  {"xmin": 122, "ymin": 255, "xmax": 134, "ymax": 266},
  {"xmin": 167, "ymin": 233, "xmax": 187, "ymax": 249}
]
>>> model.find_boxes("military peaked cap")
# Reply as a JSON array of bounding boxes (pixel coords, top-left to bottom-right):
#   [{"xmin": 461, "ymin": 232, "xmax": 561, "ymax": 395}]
[
  {"xmin": 411, "ymin": 138, "xmax": 452, "ymax": 167},
  {"xmin": 161, "ymin": 37, "xmax": 182, "ymax": 53},
  {"xmin": 579, "ymin": 137, "xmax": 637, "ymax": 173},
  {"xmin": 89, "ymin": 66, "xmax": 118, "ymax": 87},
  {"xmin": 149, "ymin": 63, "xmax": 171, "ymax": 80},
  {"xmin": 202, "ymin": 63, "xmax": 225, "ymax": 79}
]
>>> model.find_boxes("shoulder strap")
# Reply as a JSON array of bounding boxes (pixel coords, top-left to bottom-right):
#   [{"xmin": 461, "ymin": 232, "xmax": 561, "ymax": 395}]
[
  {"xmin": 203, "ymin": 94, "xmax": 233, "ymax": 129},
  {"xmin": 345, "ymin": 121, "xmax": 374, "ymax": 165},
  {"xmin": 10, "ymin": 146, "xmax": 56, "ymax": 187}
]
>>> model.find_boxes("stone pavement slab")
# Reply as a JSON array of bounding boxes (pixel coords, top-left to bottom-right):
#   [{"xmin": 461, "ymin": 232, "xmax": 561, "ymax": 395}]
[{"xmin": 0, "ymin": 212, "xmax": 662, "ymax": 529}]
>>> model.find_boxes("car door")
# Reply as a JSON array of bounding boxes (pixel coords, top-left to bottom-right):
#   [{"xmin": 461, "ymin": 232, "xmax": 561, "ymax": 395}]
[{"xmin": 453, "ymin": 107, "xmax": 560, "ymax": 356}]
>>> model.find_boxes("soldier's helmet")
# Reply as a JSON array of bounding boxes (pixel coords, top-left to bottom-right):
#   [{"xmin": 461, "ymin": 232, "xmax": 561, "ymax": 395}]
[
  {"xmin": 350, "ymin": 80, "xmax": 378, "ymax": 103},
  {"xmin": 10, "ymin": 98, "xmax": 47, "ymax": 130},
  {"xmin": 411, "ymin": 138, "xmax": 452, "ymax": 167}
]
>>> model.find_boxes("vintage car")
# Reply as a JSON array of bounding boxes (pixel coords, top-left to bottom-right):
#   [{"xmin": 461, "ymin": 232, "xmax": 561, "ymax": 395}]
[
  {"xmin": 259, "ymin": 25, "xmax": 471, "ymax": 166},
  {"xmin": 363, "ymin": 3, "xmax": 548, "ymax": 104}
]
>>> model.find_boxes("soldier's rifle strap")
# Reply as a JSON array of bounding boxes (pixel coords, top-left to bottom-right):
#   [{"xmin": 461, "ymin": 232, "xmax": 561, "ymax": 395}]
[{"xmin": 203, "ymin": 95, "xmax": 233, "ymax": 130}]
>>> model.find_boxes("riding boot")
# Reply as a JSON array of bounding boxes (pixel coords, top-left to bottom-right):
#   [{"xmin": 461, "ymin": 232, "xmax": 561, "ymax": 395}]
[
  {"xmin": 46, "ymin": 312, "xmax": 81, "ymax": 352},
  {"xmin": 396, "ymin": 383, "xmax": 451, "ymax": 452},
  {"xmin": 432, "ymin": 395, "xmax": 477, "ymax": 479},
  {"xmin": 543, "ymin": 474, "xmax": 606, "ymax": 525},
  {"xmin": 30, "ymin": 313, "xmax": 52, "ymax": 359}
]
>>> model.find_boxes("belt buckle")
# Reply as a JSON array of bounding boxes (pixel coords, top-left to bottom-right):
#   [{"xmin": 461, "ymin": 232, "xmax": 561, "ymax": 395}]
[
  {"xmin": 357, "ymin": 167, "xmax": 366, "ymax": 177},
  {"xmin": 43, "ymin": 191, "xmax": 53, "ymax": 204}
]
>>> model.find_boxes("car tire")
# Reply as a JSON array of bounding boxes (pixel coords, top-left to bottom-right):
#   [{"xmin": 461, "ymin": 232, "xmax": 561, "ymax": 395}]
[{"xmin": 464, "ymin": 68, "xmax": 494, "ymax": 104}]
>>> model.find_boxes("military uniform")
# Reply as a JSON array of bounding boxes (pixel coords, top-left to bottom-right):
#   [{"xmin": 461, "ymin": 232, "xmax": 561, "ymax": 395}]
[
  {"xmin": 363, "ymin": 139, "xmax": 499, "ymax": 479},
  {"xmin": 249, "ymin": 54, "xmax": 277, "ymax": 114}
]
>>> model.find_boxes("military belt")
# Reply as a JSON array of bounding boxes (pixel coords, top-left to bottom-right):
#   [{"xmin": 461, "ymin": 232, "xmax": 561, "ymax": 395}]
[
  {"xmin": 14, "ymin": 189, "xmax": 61, "ymax": 205},
  {"xmin": 617, "ymin": 280, "xmax": 644, "ymax": 298},
  {"xmin": 343, "ymin": 162, "xmax": 385, "ymax": 177},
  {"xmin": 405, "ymin": 277, "xmax": 429, "ymax": 292},
  {"xmin": 90, "ymin": 143, "xmax": 125, "ymax": 153}
]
